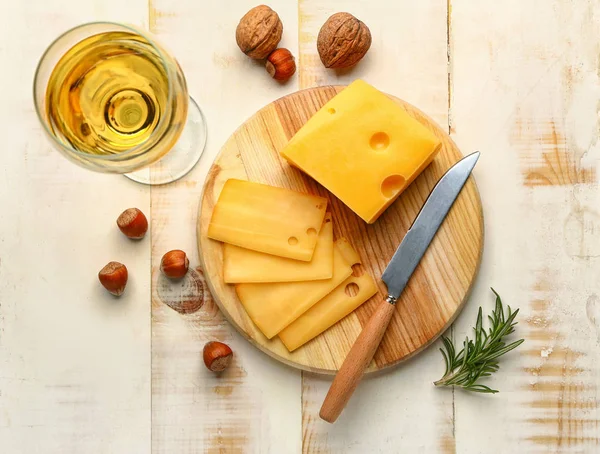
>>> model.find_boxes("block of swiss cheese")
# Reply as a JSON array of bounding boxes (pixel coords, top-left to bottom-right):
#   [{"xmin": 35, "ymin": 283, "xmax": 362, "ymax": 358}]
[{"xmin": 280, "ymin": 80, "xmax": 441, "ymax": 223}]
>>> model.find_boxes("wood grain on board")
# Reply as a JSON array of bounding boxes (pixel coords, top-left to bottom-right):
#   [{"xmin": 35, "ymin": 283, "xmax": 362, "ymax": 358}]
[{"xmin": 198, "ymin": 86, "xmax": 483, "ymax": 374}]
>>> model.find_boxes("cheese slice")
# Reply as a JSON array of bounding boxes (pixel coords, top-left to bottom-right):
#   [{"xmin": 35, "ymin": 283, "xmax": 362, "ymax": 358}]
[
  {"xmin": 208, "ymin": 179, "xmax": 327, "ymax": 261},
  {"xmin": 279, "ymin": 239, "xmax": 378, "ymax": 351},
  {"xmin": 223, "ymin": 214, "xmax": 334, "ymax": 283},
  {"xmin": 235, "ymin": 240, "xmax": 353, "ymax": 339},
  {"xmin": 281, "ymin": 80, "xmax": 441, "ymax": 224}
]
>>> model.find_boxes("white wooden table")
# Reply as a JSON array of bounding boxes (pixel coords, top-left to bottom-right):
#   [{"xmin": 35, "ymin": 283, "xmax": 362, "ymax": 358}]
[{"xmin": 1, "ymin": 1, "xmax": 599, "ymax": 452}]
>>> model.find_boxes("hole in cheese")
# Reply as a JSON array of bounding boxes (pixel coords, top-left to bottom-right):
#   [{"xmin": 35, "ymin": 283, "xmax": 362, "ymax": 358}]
[
  {"xmin": 328, "ymin": 107, "xmax": 336, "ymax": 114},
  {"xmin": 345, "ymin": 282, "xmax": 360, "ymax": 297},
  {"xmin": 306, "ymin": 227, "xmax": 317, "ymax": 237},
  {"xmin": 351, "ymin": 263, "xmax": 364, "ymax": 277},
  {"xmin": 369, "ymin": 132, "xmax": 390, "ymax": 151},
  {"xmin": 381, "ymin": 175, "xmax": 406, "ymax": 198},
  {"xmin": 288, "ymin": 236, "xmax": 299, "ymax": 245}
]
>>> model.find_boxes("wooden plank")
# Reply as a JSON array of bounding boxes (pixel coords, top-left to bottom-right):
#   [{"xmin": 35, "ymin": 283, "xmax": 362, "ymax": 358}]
[
  {"xmin": 0, "ymin": 3, "xmax": 150, "ymax": 453},
  {"xmin": 451, "ymin": 0, "xmax": 600, "ymax": 452},
  {"xmin": 147, "ymin": 1, "xmax": 302, "ymax": 452},
  {"xmin": 297, "ymin": 0, "xmax": 454, "ymax": 451}
]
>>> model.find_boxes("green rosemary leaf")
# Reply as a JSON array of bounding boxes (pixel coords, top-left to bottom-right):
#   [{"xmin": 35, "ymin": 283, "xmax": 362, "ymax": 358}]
[
  {"xmin": 467, "ymin": 384, "xmax": 499, "ymax": 394},
  {"xmin": 440, "ymin": 348, "xmax": 450, "ymax": 376},
  {"xmin": 485, "ymin": 339, "xmax": 525, "ymax": 362}
]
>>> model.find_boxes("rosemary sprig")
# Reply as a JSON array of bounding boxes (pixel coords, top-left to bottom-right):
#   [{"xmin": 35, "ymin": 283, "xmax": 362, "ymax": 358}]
[{"xmin": 434, "ymin": 289, "xmax": 524, "ymax": 393}]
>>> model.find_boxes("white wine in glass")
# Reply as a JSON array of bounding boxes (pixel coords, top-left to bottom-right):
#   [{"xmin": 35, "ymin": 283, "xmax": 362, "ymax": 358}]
[{"xmin": 34, "ymin": 22, "xmax": 207, "ymax": 184}]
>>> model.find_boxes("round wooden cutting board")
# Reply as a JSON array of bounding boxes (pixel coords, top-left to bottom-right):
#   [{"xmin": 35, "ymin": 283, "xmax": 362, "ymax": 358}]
[{"xmin": 198, "ymin": 86, "xmax": 483, "ymax": 375}]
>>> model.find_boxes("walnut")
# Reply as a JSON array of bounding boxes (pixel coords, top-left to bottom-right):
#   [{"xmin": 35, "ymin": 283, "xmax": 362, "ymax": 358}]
[
  {"xmin": 236, "ymin": 5, "xmax": 283, "ymax": 60},
  {"xmin": 317, "ymin": 12, "xmax": 371, "ymax": 69}
]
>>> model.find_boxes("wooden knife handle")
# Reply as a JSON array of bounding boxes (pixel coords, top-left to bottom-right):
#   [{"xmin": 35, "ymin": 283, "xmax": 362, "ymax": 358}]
[{"xmin": 319, "ymin": 297, "xmax": 396, "ymax": 423}]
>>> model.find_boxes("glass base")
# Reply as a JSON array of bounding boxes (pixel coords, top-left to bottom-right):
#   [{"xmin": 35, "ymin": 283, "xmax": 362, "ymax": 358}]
[{"xmin": 125, "ymin": 96, "xmax": 207, "ymax": 185}]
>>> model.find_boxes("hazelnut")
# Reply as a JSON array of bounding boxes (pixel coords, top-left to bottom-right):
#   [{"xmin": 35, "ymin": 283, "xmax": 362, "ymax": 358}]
[
  {"xmin": 317, "ymin": 12, "xmax": 371, "ymax": 69},
  {"xmin": 266, "ymin": 48, "xmax": 296, "ymax": 81},
  {"xmin": 98, "ymin": 261, "xmax": 128, "ymax": 296},
  {"xmin": 236, "ymin": 5, "xmax": 283, "ymax": 59},
  {"xmin": 160, "ymin": 250, "xmax": 189, "ymax": 279},
  {"xmin": 203, "ymin": 341, "xmax": 233, "ymax": 372},
  {"xmin": 116, "ymin": 208, "xmax": 148, "ymax": 239}
]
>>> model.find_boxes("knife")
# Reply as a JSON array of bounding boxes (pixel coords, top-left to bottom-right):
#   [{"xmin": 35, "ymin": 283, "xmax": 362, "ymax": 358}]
[{"xmin": 319, "ymin": 151, "xmax": 480, "ymax": 423}]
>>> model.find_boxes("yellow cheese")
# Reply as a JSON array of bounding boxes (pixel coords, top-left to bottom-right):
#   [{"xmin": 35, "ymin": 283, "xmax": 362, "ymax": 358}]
[
  {"xmin": 279, "ymin": 239, "xmax": 378, "ymax": 351},
  {"xmin": 223, "ymin": 214, "xmax": 334, "ymax": 283},
  {"xmin": 207, "ymin": 179, "xmax": 327, "ymax": 261},
  {"xmin": 281, "ymin": 80, "xmax": 441, "ymax": 224},
  {"xmin": 235, "ymin": 240, "xmax": 353, "ymax": 339}
]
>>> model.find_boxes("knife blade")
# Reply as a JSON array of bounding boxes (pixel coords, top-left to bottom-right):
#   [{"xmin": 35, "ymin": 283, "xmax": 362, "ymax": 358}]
[
  {"xmin": 319, "ymin": 151, "xmax": 480, "ymax": 423},
  {"xmin": 382, "ymin": 151, "xmax": 480, "ymax": 300}
]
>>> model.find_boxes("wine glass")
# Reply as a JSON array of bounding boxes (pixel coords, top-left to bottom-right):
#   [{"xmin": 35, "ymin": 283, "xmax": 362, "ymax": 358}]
[{"xmin": 33, "ymin": 22, "xmax": 207, "ymax": 185}]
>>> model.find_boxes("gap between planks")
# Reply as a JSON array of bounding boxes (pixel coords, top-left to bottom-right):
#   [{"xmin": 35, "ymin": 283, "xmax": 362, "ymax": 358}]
[{"xmin": 446, "ymin": 1, "xmax": 457, "ymax": 452}]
